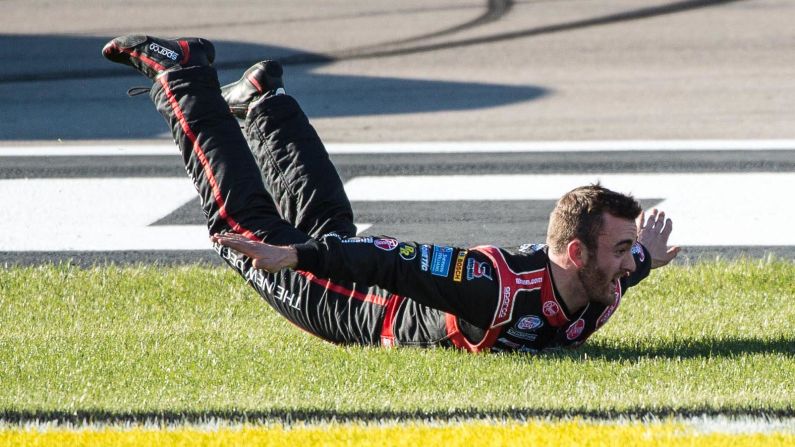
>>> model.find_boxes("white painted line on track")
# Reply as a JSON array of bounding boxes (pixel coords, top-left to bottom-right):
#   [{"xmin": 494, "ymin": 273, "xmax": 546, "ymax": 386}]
[
  {"xmin": 2, "ymin": 173, "xmax": 793, "ymax": 250},
  {"xmin": 0, "ymin": 178, "xmax": 370, "ymax": 251},
  {"xmin": 1, "ymin": 178, "xmax": 207, "ymax": 251},
  {"xmin": 345, "ymin": 173, "xmax": 795, "ymax": 246},
  {"xmin": 2, "ymin": 140, "xmax": 795, "ymax": 156},
  {"xmin": 0, "ymin": 145, "xmax": 179, "ymax": 157},
  {"xmin": 324, "ymin": 140, "xmax": 795, "ymax": 154}
]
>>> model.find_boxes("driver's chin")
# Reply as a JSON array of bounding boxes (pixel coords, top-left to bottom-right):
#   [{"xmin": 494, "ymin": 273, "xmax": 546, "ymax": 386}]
[
  {"xmin": 595, "ymin": 282, "xmax": 617, "ymax": 305},
  {"xmin": 585, "ymin": 283, "xmax": 614, "ymax": 305},
  {"xmin": 580, "ymin": 263, "xmax": 615, "ymax": 305}
]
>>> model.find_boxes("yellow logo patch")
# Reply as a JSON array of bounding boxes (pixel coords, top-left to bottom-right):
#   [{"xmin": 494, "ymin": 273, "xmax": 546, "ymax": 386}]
[{"xmin": 453, "ymin": 250, "xmax": 467, "ymax": 282}]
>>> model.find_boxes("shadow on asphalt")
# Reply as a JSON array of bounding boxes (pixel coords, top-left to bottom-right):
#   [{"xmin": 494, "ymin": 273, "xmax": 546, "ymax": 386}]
[{"xmin": 0, "ymin": 34, "xmax": 548, "ymax": 141}]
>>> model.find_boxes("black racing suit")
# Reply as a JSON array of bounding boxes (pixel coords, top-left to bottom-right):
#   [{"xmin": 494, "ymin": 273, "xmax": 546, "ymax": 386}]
[{"xmin": 150, "ymin": 66, "xmax": 652, "ymax": 353}]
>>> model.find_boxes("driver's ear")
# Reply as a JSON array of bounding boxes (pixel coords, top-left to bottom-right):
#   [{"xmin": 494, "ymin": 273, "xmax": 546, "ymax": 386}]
[{"xmin": 567, "ymin": 239, "xmax": 587, "ymax": 269}]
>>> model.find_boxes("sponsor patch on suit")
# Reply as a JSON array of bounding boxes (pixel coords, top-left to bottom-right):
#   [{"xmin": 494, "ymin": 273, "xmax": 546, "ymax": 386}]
[
  {"xmin": 399, "ymin": 244, "xmax": 417, "ymax": 261},
  {"xmin": 466, "ymin": 258, "xmax": 492, "ymax": 281},
  {"xmin": 430, "ymin": 246, "xmax": 454, "ymax": 277},
  {"xmin": 452, "ymin": 250, "xmax": 467, "ymax": 282},
  {"xmin": 420, "ymin": 245, "xmax": 431, "ymax": 271}
]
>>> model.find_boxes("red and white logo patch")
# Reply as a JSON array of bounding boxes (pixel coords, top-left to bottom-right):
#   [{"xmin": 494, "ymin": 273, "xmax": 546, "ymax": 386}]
[
  {"xmin": 497, "ymin": 287, "xmax": 512, "ymax": 320},
  {"xmin": 597, "ymin": 282, "xmax": 622, "ymax": 328},
  {"xmin": 566, "ymin": 318, "xmax": 585, "ymax": 340},
  {"xmin": 542, "ymin": 300, "xmax": 560, "ymax": 318},
  {"xmin": 374, "ymin": 238, "xmax": 398, "ymax": 251},
  {"xmin": 597, "ymin": 305, "xmax": 616, "ymax": 328}
]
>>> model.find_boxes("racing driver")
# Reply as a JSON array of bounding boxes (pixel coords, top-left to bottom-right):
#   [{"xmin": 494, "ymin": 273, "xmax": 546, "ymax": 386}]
[{"xmin": 102, "ymin": 35, "xmax": 680, "ymax": 353}]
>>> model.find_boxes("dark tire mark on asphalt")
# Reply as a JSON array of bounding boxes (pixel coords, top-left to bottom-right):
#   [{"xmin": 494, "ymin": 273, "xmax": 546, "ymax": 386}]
[
  {"xmin": 336, "ymin": 0, "xmax": 746, "ymax": 61},
  {"xmin": 84, "ymin": 4, "xmax": 493, "ymax": 35},
  {"xmin": 339, "ymin": 0, "xmax": 514, "ymax": 54},
  {"xmin": 0, "ymin": 0, "xmax": 744, "ymax": 83}
]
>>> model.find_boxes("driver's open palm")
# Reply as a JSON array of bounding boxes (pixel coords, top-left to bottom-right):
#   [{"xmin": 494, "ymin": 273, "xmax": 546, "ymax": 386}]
[{"xmin": 637, "ymin": 209, "xmax": 681, "ymax": 269}]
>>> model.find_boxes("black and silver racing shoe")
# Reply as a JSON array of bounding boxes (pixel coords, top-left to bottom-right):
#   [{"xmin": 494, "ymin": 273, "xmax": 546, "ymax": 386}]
[
  {"xmin": 221, "ymin": 60, "xmax": 284, "ymax": 119},
  {"xmin": 102, "ymin": 34, "xmax": 215, "ymax": 79}
]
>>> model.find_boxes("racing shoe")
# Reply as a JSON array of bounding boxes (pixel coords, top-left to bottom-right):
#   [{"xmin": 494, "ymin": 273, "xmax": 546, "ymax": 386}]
[
  {"xmin": 102, "ymin": 35, "xmax": 215, "ymax": 79},
  {"xmin": 221, "ymin": 60, "xmax": 284, "ymax": 119}
]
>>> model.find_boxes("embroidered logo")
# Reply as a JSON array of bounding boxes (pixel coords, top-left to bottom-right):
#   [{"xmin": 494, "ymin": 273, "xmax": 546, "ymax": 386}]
[
  {"xmin": 430, "ymin": 246, "xmax": 454, "ymax": 277},
  {"xmin": 566, "ymin": 319, "xmax": 586, "ymax": 340},
  {"xmin": 542, "ymin": 301, "xmax": 560, "ymax": 318},
  {"xmin": 452, "ymin": 250, "xmax": 467, "ymax": 282}
]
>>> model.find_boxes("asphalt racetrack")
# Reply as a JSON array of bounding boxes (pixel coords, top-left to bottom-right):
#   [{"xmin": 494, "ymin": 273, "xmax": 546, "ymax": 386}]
[{"xmin": 1, "ymin": 0, "xmax": 794, "ymax": 264}]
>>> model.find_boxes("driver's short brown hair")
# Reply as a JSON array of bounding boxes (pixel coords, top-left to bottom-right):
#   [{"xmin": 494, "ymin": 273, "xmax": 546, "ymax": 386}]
[{"xmin": 546, "ymin": 184, "xmax": 642, "ymax": 254}]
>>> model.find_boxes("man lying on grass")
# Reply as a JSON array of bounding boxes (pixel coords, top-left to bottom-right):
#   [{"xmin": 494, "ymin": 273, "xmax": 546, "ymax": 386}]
[{"xmin": 102, "ymin": 34, "xmax": 680, "ymax": 353}]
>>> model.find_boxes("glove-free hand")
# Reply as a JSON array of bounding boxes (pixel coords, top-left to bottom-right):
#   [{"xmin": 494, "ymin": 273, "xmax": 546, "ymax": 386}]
[
  {"xmin": 637, "ymin": 209, "xmax": 681, "ymax": 269},
  {"xmin": 210, "ymin": 233, "xmax": 298, "ymax": 272}
]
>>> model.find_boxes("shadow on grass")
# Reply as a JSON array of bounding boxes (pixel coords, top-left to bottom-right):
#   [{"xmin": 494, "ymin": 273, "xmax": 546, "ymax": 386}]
[
  {"xmin": 2, "ymin": 405, "xmax": 793, "ymax": 425},
  {"xmin": 560, "ymin": 335, "xmax": 795, "ymax": 361}
]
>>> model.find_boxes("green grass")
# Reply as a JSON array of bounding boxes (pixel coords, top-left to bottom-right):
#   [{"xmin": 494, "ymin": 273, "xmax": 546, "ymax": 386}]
[{"xmin": 0, "ymin": 260, "xmax": 793, "ymax": 420}]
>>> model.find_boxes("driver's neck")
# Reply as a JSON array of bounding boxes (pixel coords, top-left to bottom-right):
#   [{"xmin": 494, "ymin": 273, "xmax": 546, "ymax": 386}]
[{"xmin": 547, "ymin": 251, "xmax": 589, "ymax": 315}]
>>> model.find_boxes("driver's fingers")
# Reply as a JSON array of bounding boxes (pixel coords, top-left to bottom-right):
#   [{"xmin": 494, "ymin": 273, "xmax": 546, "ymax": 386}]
[
  {"xmin": 220, "ymin": 239, "xmax": 244, "ymax": 250},
  {"xmin": 223, "ymin": 232, "xmax": 249, "ymax": 241},
  {"xmin": 216, "ymin": 235, "xmax": 250, "ymax": 248},
  {"xmin": 646, "ymin": 209, "xmax": 659, "ymax": 228},
  {"xmin": 212, "ymin": 235, "xmax": 235, "ymax": 245},
  {"xmin": 654, "ymin": 211, "xmax": 666, "ymax": 231},
  {"xmin": 216, "ymin": 234, "xmax": 254, "ymax": 248},
  {"xmin": 661, "ymin": 217, "xmax": 674, "ymax": 237}
]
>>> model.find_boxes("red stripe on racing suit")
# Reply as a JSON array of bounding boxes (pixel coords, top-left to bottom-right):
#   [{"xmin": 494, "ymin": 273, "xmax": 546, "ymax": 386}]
[
  {"xmin": 380, "ymin": 295, "xmax": 406, "ymax": 347},
  {"xmin": 444, "ymin": 246, "xmax": 558, "ymax": 352}
]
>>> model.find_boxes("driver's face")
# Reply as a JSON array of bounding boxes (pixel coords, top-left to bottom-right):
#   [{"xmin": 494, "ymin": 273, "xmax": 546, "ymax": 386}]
[{"xmin": 579, "ymin": 213, "xmax": 638, "ymax": 305}]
